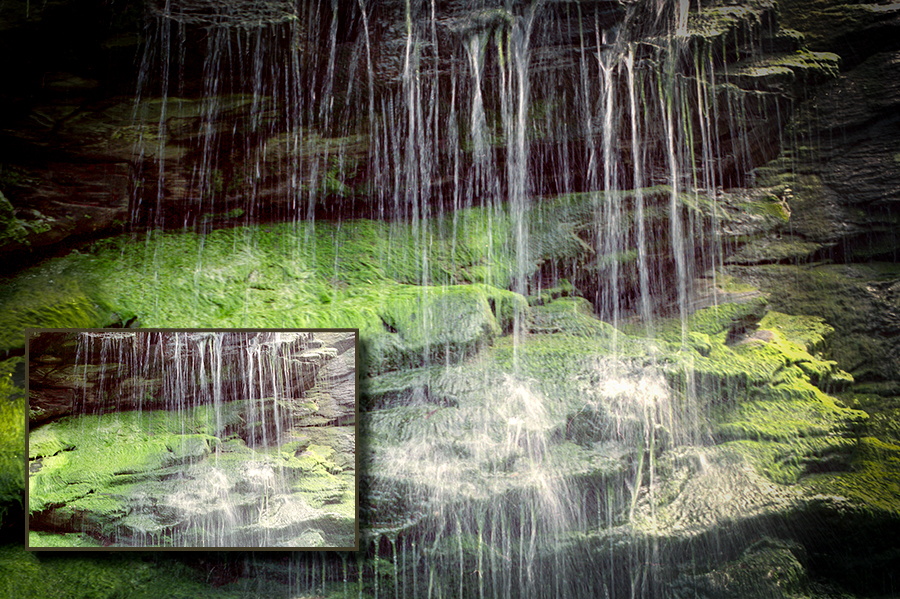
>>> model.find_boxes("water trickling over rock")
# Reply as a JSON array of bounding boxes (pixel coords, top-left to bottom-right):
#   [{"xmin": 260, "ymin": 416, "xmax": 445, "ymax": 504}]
[{"xmin": 28, "ymin": 330, "xmax": 357, "ymax": 548}]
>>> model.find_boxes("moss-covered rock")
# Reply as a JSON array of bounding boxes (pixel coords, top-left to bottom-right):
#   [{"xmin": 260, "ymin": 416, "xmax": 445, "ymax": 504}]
[
  {"xmin": 0, "ymin": 190, "xmax": 28, "ymax": 247},
  {"xmin": 364, "ymin": 283, "xmax": 521, "ymax": 375},
  {"xmin": 686, "ymin": 0, "xmax": 777, "ymax": 42},
  {"xmin": 529, "ymin": 296, "xmax": 618, "ymax": 337},
  {"xmin": 0, "ymin": 543, "xmax": 310, "ymax": 599},
  {"xmin": 670, "ymin": 537, "xmax": 810, "ymax": 598},
  {"xmin": 778, "ymin": 0, "xmax": 900, "ymax": 56},
  {"xmin": 0, "ymin": 215, "xmax": 539, "ymax": 378},
  {"xmin": 0, "ymin": 261, "xmax": 125, "ymax": 351},
  {"xmin": 729, "ymin": 263, "xmax": 900, "ymax": 386},
  {"xmin": 28, "ymin": 407, "xmax": 355, "ymax": 548},
  {"xmin": 0, "ymin": 357, "xmax": 25, "ymax": 535},
  {"xmin": 746, "ymin": 49, "xmax": 900, "ymax": 266}
]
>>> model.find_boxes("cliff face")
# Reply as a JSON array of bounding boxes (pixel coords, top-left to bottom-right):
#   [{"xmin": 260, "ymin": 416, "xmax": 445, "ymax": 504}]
[{"xmin": 0, "ymin": 0, "xmax": 898, "ymax": 595}]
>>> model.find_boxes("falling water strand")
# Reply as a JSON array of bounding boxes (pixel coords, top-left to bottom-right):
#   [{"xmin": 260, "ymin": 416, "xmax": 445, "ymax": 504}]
[
  {"xmin": 599, "ymin": 33, "xmax": 619, "ymax": 349},
  {"xmin": 661, "ymin": 43, "xmax": 689, "ymax": 344},
  {"xmin": 504, "ymin": 11, "xmax": 535, "ymax": 369},
  {"xmin": 626, "ymin": 46, "xmax": 652, "ymax": 330},
  {"xmin": 50, "ymin": 331, "xmax": 352, "ymax": 547}
]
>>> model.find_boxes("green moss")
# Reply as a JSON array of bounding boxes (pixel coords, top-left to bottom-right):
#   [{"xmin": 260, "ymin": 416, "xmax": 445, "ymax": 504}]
[
  {"xmin": 0, "ymin": 190, "xmax": 28, "ymax": 246},
  {"xmin": 621, "ymin": 299, "xmax": 871, "ymax": 490},
  {"xmin": 728, "ymin": 263, "xmax": 900, "ymax": 383},
  {"xmin": 799, "ymin": 436, "xmax": 900, "ymax": 514},
  {"xmin": 758, "ymin": 311, "xmax": 832, "ymax": 352},
  {"xmin": 0, "ymin": 214, "xmax": 518, "ymax": 344},
  {"xmin": 0, "ymin": 545, "xmax": 133, "ymax": 599},
  {"xmin": 752, "ymin": 313, "xmax": 853, "ymax": 389},
  {"xmin": 28, "ymin": 398, "xmax": 353, "ymax": 545},
  {"xmin": 530, "ymin": 279, "xmax": 576, "ymax": 306},
  {"xmin": 654, "ymin": 296, "xmax": 769, "ymax": 343},
  {"xmin": 0, "ymin": 196, "xmax": 599, "ymax": 370},
  {"xmin": 165, "ymin": 434, "xmax": 211, "ymax": 462},
  {"xmin": 280, "ymin": 442, "xmax": 339, "ymax": 477},
  {"xmin": 840, "ymin": 393, "xmax": 900, "ymax": 446},
  {"xmin": 28, "ymin": 426, "xmax": 75, "ymax": 460},
  {"xmin": 702, "ymin": 328, "xmax": 868, "ymax": 488},
  {"xmin": 717, "ymin": 273, "xmax": 760, "ymax": 294},
  {"xmin": 710, "ymin": 320, "xmax": 863, "ymax": 435},
  {"xmin": 28, "ymin": 407, "xmax": 245, "ymax": 518},
  {"xmin": 529, "ymin": 297, "xmax": 617, "ymax": 337},
  {"xmin": 488, "ymin": 286, "xmax": 530, "ymax": 333},
  {"xmin": 730, "ymin": 49, "xmax": 840, "ymax": 81},
  {"xmin": 28, "ymin": 531, "xmax": 104, "ymax": 547},
  {"xmin": 751, "ymin": 197, "xmax": 791, "ymax": 222},
  {"xmin": 687, "ymin": 4, "xmax": 770, "ymax": 41},
  {"xmin": 0, "ymin": 358, "xmax": 25, "ymax": 526},
  {"xmin": 714, "ymin": 374, "xmax": 861, "ymax": 442},
  {"xmin": 29, "ymin": 412, "xmax": 187, "ymax": 514},
  {"xmin": 487, "ymin": 332, "xmax": 651, "ymax": 405},
  {"xmin": 0, "ymin": 544, "xmax": 289, "ymax": 598},
  {"xmin": 360, "ymin": 363, "xmax": 448, "ymax": 410},
  {"xmin": 362, "ymin": 283, "xmax": 528, "ymax": 374},
  {"xmin": 695, "ymin": 297, "xmax": 769, "ymax": 336},
  {"xmin": 727, "ymin": 238, "xmax": 826, "ymax": 264},
  {"xmin": 677, "ymin": 537, "xmax": 809, "ymax": 596},
  {"xmin": 0, "ymin": 256, "xmax": 124, "ymax": 351}
]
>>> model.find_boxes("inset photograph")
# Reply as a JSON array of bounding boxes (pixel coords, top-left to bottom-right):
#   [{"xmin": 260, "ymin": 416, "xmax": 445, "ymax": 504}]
[{"xmin": 27, "ymin": 329, "xmax": 358, "ymax": 550}]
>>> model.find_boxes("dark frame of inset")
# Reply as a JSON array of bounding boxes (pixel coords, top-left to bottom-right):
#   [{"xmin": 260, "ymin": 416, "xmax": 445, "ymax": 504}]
[{"xmin": 25, "ymin": 328, "xmax": 359, "ymax": 552}]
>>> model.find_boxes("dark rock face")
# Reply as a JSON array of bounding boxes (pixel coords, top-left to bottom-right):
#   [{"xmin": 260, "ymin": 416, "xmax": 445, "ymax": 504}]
[
  {"xmin": 311, "ymin": 334, "xmax": 357, "ymax": 425},
  {"xmin": 747, "ymin": 50, "xmax": 900, "ymax": 257},
  {"xmin": 722, "ymin": 47, "xmax": 900, "ymax": 388},
  {"xmin": 804, "ymin": 51, "xmax": 900, "ymax": 256},
  {"xmin": 779, "ymin": 0, "xmax": 900, "ymax": 61},
  {"xmin": 0, "ymin": 0, "xmax": 144, "ymax": 266}
]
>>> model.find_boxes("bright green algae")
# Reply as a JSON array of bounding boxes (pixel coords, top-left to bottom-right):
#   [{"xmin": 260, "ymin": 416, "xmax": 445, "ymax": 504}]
[
  {"xmin": 27, "ymin": 406, "xmax": 354, "ymax": 546},
  {"xmin": 29, "ymin": 410, "xmax": 217, "ymax": 516},
  {"xmin": 0, "ymin": 189, "xmax": 671, "ymax": 353}
]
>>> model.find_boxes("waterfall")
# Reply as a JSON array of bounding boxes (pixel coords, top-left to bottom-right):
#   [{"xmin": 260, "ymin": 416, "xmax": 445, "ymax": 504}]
[
  {"xmin": 28, "ymin": 330, "xmax": 357, "ymax": 548},
  {"xmin": 121, "ymin": 0, "xmax": 719, "ymax": 584},
  {"xmin": 16, "ymin": 0, "xmax": 854, "ymax": 594},
  {"xmin": 131, "ymin": 0, "xmax": 726, "ymax": 315}
]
